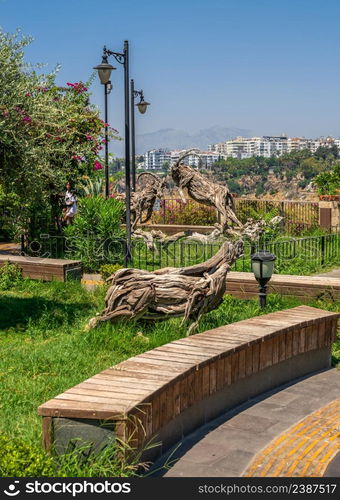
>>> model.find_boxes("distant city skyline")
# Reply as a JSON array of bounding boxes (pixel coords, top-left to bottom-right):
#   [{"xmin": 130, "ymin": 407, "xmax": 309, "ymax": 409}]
[
  {"xmin": 141, "ymin": 134, "xmax": 340, "ymax": 169},
  {"xmin": 1, "ymin": 0, "xmax": 340, "ymax": 157},
  {"xmin": 136, "ymin": 129, "xmax": 340, "ymax": 158}
]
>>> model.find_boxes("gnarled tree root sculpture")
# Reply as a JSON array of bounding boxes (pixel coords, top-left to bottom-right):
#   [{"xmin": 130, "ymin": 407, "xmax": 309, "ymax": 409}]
[
  {"xmin": 171, "ymin": 151, "xmax": 243, "ymax": 233},
  {"xmin": 87, "ymin": 240, "xmax": 244, "ymax": 335},
  {"xmin": 131, "ymin": 172, "xmax": 165, "ymax": 230}
]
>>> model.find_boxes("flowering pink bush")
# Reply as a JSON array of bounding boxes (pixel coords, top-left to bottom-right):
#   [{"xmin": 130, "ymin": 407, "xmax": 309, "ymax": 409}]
[
  {"xmin": 66, "ymin": 82, "xmax": 88, "ymax": 93},
  {"xmin": 0, "ymin": 29, "xmax": 121, "ymax": 216},
  {"xmin": 94, "ymin": 160, "xmax": 103, "ymax": 170}
]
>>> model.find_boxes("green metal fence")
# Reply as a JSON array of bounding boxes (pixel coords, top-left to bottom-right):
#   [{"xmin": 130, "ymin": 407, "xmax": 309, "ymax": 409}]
[{"xmin": 25, "ymin": 232, "xmax": 340, "ymax": 275}]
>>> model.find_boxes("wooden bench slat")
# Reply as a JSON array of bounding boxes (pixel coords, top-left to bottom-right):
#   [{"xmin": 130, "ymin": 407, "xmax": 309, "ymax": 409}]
[
  {"xmin": 149, "ymin": 348, "xmax": 209, "ymax": 362},
  {"xmin": 153, "ymin": 344, "xmax": 211, "ymax": 357},
  {"xmin": 112, "ymin": 360, "xmax": 182, "ymax": 376},
  {"xmin": 140, "ymin": 351, "xmax": 200, "ymax": 365},
  {"xmin": 56, "ymin": 393, "xmax": 141, "ymax": 405},
  {"xmin": 80, "ymin": 379, "xmax": 161, "ymax": 391},
  {"xmin": 38, "ymin": 399, "xmax": 130, "ymax": 418},
  {"xmin": 102, "ymin": 370, "xmax": 172, "ymax": 383},
  {"xmin": 196, "ymin": 332, "xmax": 257, "ymax": 345},
  {"xmin": 101, "ymin": 368, "xmax": 171, "ymax": 381},
  {"xmin": 171, "ymin": 340, "xmax": 223, "ymax": 354},
  {"xmin": 66, "ymin": 387, "xmax": 151, "ymax": 398},
  {"xmin": 133, "ymin": 355, "xmax": 194, "ymax": 370}
]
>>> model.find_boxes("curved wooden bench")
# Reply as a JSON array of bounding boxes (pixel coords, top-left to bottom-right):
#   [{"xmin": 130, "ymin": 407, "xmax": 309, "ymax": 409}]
[{"xmin": 38, "ymin": 305, "xmax": 339, "ymax": 459}]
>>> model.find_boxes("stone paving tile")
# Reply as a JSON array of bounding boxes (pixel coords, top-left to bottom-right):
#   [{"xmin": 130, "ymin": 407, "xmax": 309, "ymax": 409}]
[
  {"xmin": 165, "ymin": 462, "xmax": 222, "ymax": 478},
  {"xmin": 324, "ymin": 452, "xmax": 340, "ymax": 477},
  {"xmin": 174, "ymin": 441, "xmax": 233, "ymax": 465},
  {"xmin": 201, "ymin": 427, "xmax": 271, "ymax": 453},
  {"xmin": 242, "ymin": 402, "xmax": 309, "ymax": 421},
  {"xmin": 262, "ymin": 391, "xmax": 301, "ymax": 406},
  {"xmin": 220, "ymin": 413, "xmax": 278, "ymax": 433},
  {"xmin": 210, "ymin": 450, "xmax": 255, "ymax": 476},
  {"xmin": 161, "ymin": 369, "xmax": 340, "ymax": 477}
]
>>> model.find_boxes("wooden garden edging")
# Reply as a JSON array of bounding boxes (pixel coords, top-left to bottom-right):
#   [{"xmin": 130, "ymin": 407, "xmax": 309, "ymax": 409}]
[
  {"xmin": 38, "ymin": 305, "xmax": 339, "ymax": 459},
  {"xmin": 0, "ymin": 255, "xmax": 82, "ymax": 282}
]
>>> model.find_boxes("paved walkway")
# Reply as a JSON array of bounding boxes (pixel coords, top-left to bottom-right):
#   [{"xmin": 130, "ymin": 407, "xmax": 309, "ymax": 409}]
[
  {"xmin": 150, "ymin": 369, "xmax": 340, "ymax": 477},
  {"xmin": 244, "ymin": 399, "xmax": 340, "ymax": 477},
  {"xmin": 81, "ymin": 273, "xmax": 104, "ymax": 291}
]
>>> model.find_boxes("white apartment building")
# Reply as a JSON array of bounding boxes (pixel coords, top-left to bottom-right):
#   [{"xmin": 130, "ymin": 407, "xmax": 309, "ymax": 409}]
[
  {"xmin": 143, "ymin": 149, "xmax": 221, "ymax": 170},
  {"xmin": 210, "ymin": 136, "xmax": 288, "ymax": 159},
  {"xmin": 169, "ymin": 150, "xmax": 221, "ymax": 168},
  {"xmin": 209, "ymin": 135, "xmax": 340, "ymax": 159},
  {"xmin": 143, "ymin": 149, "xmax": 172, "ymax": 169}
]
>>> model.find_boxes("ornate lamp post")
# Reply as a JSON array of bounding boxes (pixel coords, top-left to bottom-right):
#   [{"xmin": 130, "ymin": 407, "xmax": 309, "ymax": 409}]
[
  {"xmin": 251, "ymin": 251, "xmax": 276, "ymax": 308},
  {"xmin": 94, "ymin": 41, "xmax": 131, "ymax": 266},
  {"xmin": 130, "ymin": 79, "xmax": 150, "ymax": 191},
  {"xmin": 93, "ymin": 55, "xmax": 115, "ymax": 199}
]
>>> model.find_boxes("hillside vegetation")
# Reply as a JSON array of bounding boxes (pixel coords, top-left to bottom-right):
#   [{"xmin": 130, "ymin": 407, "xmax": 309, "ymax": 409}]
[{"xmin": 213, "ymin": 146, "xmax": 339, "ymax": 199}]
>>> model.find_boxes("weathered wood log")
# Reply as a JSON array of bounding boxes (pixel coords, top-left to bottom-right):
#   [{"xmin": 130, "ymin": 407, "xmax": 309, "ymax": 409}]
[
  {"xmin": 87, "ymin": 240, "xmax": 244, "ymax": 334},
  {"xmin": 133, "ymin": 228, "xmax": 193, "ymax": 253}
]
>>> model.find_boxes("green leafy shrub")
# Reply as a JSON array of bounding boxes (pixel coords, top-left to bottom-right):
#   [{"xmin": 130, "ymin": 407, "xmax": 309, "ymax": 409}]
[
  {"xmin": 152, "ymin": 199, "xmax": 217, "ymax": 225},
  {"xmin": 100, "ymin": 263, "xmax": 123, "ymax": 280},
  {"xmin": 0, "ymin": 29, "xmax": 120, "ymax": 240},
  {"xmin": 0, "ymin": 261, "xmax": 23, "ymax": 290},
  {"xmin": 0, "ymin": 433, "xmax": 55, "ymax": 476},
  {"xmin": 314, "ymin": 164, "xmax": 340, "ymax": 195},
  {"xmin": 63, "ymin": 196, "xmax": 124, "ymax": 271}
]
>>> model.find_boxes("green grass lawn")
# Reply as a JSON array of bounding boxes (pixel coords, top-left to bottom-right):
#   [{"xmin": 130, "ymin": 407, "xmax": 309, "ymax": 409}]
[{"xmin": 0, "ymin": 278, "xmax": 339, "ymax": 476}]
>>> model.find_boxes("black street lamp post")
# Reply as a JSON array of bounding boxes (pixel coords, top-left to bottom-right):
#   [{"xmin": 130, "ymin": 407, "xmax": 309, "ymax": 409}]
[
  {"xmin": 104, "ymin": 81, "xmax": 112, "ymax": 198},
  {"xmin": 251, "ymin": 251, "xmax": 276, "ymax": 308},
  {"xmin": 94, "ymin": 41, "xmax": 132, "ymax": 266},
  {"xmin": 93, "ymin": 54, "xmax": 115, "ymax": 199},
  {"xmin": 130, "ymin": 79, "xmax": 150, "ymax": 191}
]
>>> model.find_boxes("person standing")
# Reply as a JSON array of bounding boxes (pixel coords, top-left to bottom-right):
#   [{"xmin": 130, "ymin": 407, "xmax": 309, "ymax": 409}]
[{"xmin": 63, "ymin": 181, "xmax": 77, "ymax": 225}]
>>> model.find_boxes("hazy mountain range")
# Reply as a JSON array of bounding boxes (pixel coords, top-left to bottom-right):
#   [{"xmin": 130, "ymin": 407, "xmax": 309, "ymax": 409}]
[{"xmin": 134, "ymin": 125, "xmax": 251, "ymax": 154}]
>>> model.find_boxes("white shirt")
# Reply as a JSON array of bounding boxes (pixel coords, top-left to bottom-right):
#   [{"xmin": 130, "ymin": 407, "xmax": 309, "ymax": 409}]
[{"xmin": 65, "ymin": 190, "xmax": 77, "ymax": 216}]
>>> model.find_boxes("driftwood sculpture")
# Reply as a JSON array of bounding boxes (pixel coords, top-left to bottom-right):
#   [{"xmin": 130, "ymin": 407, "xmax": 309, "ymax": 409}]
[
  {"xmin": 131, "ymin": 172, "xmax": 165, "ymax": 230},
  {"xmin": 93, "ymin": 153, "xmax": 282, "ymax": 332},
  {"xmin": 171, "ymin": 151, "xmax": 243, "ymax": 233},
  {"xmin": 88, "ymin": 240, "xmax": 243, "ymax": 334}
]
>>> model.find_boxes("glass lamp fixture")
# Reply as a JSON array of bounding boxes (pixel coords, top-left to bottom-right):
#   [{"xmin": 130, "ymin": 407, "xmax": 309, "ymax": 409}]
[
  {"xmin": 136, "ymin": 99, "xmax": 150, "ymax": 114},
  {"xmin": 251, "ymin": 251, "xmax": 276, "ymax": 308},
  {"xmin": 93, "ymin": 56, "xmax": 116, "ymax": 85}
]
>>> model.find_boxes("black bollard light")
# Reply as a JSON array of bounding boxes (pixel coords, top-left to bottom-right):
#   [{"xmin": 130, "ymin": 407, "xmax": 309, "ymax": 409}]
[{"xmin": 251, "ymin": 251, "xmax": 276, "ymax": 308}]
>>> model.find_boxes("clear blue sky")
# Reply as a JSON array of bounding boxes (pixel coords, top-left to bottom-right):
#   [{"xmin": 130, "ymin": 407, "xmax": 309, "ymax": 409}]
[{"xmin": 1, "ymin": 0, "xmax": 340, "ymax": 146}]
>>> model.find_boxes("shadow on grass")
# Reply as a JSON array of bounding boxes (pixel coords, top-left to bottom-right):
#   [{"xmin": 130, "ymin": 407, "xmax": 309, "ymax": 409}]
[{"xmin": 0, "ymin": 295, "xmax": 92, "ymax": 331}]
